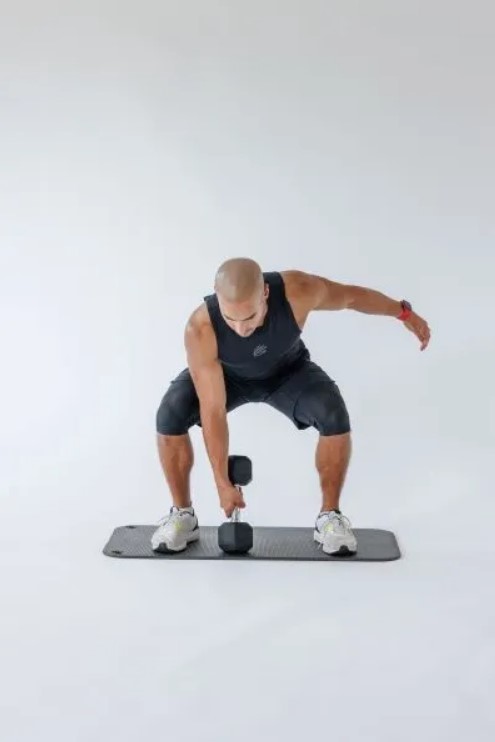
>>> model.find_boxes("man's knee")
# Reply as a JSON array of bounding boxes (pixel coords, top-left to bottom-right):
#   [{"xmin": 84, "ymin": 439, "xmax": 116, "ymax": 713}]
[
  {"xmin": 156, "ymin": 382, "xmax": 198, "ymax": 436},
  {"xmin": 316, "ymin": 396, "xmax": 350, "ymax": 435},
  {"xmin": 295, "ymin": 382, "xmax": 351, "ymax": 435},
  {"xmin": 156, "ymin": 399, "xmax": 188, "ymax": 435}
]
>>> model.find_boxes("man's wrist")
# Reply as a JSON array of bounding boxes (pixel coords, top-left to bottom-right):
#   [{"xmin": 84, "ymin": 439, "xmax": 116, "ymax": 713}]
[
  {"xmin": 213, "ymin": 472, "xmax": 230, "ymax": 489},
  {"xmin": 396, "ymin": 299, "xmax": 413, "ymax": 321}
]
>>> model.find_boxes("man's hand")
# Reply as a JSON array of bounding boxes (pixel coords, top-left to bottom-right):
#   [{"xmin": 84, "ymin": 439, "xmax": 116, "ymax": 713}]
[
  {"xmin": 218, "ymin": 483, "xmax": 246, "ymax": 518},
  {"xmin": 403, "ymin": 312, "xmax": 431, "ymax": 351}
]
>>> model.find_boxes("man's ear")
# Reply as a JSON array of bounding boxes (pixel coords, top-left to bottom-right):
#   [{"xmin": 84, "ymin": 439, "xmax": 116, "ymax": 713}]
[{"xmin": 264, "ymin": 284, "xmax": 270, "ymax": 299}]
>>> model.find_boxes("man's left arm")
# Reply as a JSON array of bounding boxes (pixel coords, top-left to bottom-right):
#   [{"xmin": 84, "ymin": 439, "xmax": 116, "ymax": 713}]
[{"xmin": 293, "ymin": 271, "xmax": 431, "ymax": 351}]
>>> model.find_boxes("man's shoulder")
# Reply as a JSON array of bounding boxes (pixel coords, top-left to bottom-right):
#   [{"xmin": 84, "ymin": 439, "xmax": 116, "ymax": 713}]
[
  {"xmin": 278, "ymin": 270, "xmax": 318, "ymax": 327},
  {"xmin": 279, "ymin": 269, "xmax": 317, "ymax": 305},
  {"xmin": 184, "ymin": 303, "xmax": 217, "ymax": 356},
  {"xmin": 279, "ymin": 269, "xmax": 311, "ymax": 290},
  {"xmin": 185, "ymin": 302, "xmax": 212, "ymax": 333}
]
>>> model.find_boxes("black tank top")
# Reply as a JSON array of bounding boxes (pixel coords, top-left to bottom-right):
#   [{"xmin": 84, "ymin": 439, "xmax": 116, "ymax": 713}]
[{"xmin": 203, "ymin": 271, "xmax": 310, "ymax": 380}]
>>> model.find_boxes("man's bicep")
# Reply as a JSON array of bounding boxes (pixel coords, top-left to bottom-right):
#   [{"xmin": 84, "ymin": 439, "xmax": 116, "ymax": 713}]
[
  {"xmin": 190, "ymin": 360, "xmax": 226, "ymax": 413},
  {"xmin": 184, "ymin": 322, "xmax": 226, "ymax": 412},
  {"xmin": 286, "ymin": 271, "xmax": 352, "ymax": 311}
]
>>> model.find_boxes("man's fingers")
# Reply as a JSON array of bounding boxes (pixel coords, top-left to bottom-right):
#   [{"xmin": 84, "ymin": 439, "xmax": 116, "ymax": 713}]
[
  {"xmin": 420, "ymin": 333, "xmax": 430, "ymax": 350},
  {"xmin": 406, "ymin": 316, "xmax": 431, "ymax": 350}
]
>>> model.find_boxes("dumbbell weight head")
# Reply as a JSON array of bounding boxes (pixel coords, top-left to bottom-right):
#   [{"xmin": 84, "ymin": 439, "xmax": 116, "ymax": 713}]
[
  {"xmin": 218, "ymin": 455, "xmax": 254, "ymax": 555},
  {"xmin": 218, "ymin": 507, "xmax": 254, "ymax": 554},
  {"xmin": 227, "ymin": 455, "xmax": 252, "ymax": 487}
]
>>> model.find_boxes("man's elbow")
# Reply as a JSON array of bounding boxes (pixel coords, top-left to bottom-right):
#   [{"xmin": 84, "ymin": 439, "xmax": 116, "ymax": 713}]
[
  {"xmin": 322, "ymin": 280, "xmax": 356, "ymax": 310},
  {"xmin": 343, "ymin": 285, "xmax": 359, "ymax": 309}
]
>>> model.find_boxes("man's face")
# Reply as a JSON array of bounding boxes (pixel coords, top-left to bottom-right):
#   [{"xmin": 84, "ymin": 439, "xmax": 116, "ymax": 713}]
[{"xmin": 218, "ymin": 285, "xmax": 269, "ymax": 337}]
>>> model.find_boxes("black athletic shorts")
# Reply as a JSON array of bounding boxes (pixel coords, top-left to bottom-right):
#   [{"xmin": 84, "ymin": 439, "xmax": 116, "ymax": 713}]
[{"xmin": 156, "ymin": 359, "xmax": 351, "ymax": 436}]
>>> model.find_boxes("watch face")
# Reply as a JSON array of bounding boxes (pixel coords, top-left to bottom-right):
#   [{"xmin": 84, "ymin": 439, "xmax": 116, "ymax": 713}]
[{"xmin": 402, "ymin": 300, "xmax": 412, "ymax": 311}]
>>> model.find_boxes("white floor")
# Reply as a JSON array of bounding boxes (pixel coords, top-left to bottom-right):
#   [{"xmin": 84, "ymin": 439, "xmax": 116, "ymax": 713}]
[{"xmin": 3, "ymin": 492, "xmax": 494, "ymax": 742}]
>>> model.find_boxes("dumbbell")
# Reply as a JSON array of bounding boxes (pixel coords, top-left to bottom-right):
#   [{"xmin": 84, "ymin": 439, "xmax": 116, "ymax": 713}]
[{"xmin": 217, "ymin": 455, "xmax": 254, "ymax": 555}]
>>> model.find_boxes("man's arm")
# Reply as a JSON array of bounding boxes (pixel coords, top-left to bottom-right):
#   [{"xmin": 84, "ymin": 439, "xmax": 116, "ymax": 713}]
[
  {"xmin": 284, "ymin": 270, "xmax": 431, "ymax": 349},
  {"xmin": 288, "ymin": 270, "xmax": 402, "ymax": 316},
  {"xmin": 184, "ymin": 316, "xmax": 231, "ymax": 488}
]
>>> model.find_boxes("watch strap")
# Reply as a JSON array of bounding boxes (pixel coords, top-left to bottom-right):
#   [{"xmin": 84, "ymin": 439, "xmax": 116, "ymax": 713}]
[{"xmin": 397, "ymin": 300, "xmax": 412, "ymax": 321}]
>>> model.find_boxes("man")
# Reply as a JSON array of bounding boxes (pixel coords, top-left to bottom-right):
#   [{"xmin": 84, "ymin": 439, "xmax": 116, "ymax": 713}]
[{"xmin": 152, "ymin": 258, "xmax": 431, "ymax": 555}]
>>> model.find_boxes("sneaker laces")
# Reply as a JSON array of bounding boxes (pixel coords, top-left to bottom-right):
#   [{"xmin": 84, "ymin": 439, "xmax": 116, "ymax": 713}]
[
  {"xmin": 157, "ymin": 506, "xmax": 193, "ymax": 527},
  {"xmin": 320, "ymin": 511, "xmax": 352, "ymax": 534},
  {"xmin": 156, "ymin": 506, "xmax": 181, "ymax": 527}
]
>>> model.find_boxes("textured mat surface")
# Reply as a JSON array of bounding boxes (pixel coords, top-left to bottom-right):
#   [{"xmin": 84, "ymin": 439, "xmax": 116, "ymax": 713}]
[{"xmin": 103, "ymin": 525, "xmax": 401, "ymax": 561}]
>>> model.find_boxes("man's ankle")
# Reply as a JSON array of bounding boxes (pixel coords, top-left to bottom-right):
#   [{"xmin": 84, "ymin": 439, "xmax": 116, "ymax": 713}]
[{"xmin": 171, "ymin": 503, "xmax": 194, "ymax": 513}]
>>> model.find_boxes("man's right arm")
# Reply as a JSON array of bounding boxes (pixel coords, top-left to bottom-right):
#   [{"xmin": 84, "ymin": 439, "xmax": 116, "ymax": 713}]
[{"xmin": 184, "ymin": 316, "xmax": 231, "ymax": 489}]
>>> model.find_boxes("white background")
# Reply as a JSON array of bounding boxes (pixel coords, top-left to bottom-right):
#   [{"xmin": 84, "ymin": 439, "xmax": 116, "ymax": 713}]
[{"xmin": 1, "ymin": 1, "xmax": 494, "ymax": 740}]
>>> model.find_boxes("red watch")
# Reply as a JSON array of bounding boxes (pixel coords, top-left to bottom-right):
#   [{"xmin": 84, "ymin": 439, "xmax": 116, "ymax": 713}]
[{"xmin": 397, "ymin": 299, "xmax": 412, "ymax": 321}]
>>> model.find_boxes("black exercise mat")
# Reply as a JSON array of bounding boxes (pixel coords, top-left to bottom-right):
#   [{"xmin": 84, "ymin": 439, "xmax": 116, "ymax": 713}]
[{"xmin": 103, "ymin": 525, "xmax": 401, "ymax": 561}]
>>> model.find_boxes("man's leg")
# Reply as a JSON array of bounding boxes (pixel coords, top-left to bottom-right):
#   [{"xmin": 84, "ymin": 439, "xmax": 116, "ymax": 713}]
[
  {"xmin": 156, "ymin": 433, "xmax": 194, "ymax": 508},
  {"xmin": 155, "ymin": 369, "xmax": 199, "ymax": 509},
  {"xmin": 316, "ymin": 432, "xmax": 352, "ymax": 512},
  {"xmin": 265, "ymin": 361, "xmax": 352, "ymax": 510},
  {"xmin": 314, "ymin": 430, "xmax": 357, "ymax": 553},
  {"xmin": 153, "ymin": 372, "xmax": 199, "ymax": 551},
  {"xmin": 265, "ymin": 362, "xmax": 357, "ymax": 553}
]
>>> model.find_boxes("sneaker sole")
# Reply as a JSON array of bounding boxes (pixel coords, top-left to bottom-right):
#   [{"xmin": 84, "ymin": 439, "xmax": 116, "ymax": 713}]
[
  {"xmin": 152, "ymin": 528, "xmax": 200, "ymax": 554},
  {"xmin": 313, "ymin": 529, "xmax": 357, "ymax": 556}
]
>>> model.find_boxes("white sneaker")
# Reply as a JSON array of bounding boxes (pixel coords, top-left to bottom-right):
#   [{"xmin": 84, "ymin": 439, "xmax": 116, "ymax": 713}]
[
  {"xmin": 314, "ymin": 510, "xmax": 358, "ymax": 555},
  {"xmin": 151, "ymin": 506, "xmax": 200, "ymax": 552}
]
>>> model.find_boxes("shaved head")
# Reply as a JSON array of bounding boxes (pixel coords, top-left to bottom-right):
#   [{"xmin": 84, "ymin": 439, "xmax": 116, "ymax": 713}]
[
  {"xmin": 214, "ymin": 258, "xmax": 264, "ymax": 302},
  {"xmin": 213, "ymin": 258, "xmax": 269, "ymax": 337}
]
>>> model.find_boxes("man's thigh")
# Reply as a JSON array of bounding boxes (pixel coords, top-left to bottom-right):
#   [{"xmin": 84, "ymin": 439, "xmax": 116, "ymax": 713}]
[
  {"xmin": 264, "ymin": 361, "xmax": 351, "ymax": 435},
  {"xmin": 156, "ymin": 368, "xmax": 249, "ymax": 435}
]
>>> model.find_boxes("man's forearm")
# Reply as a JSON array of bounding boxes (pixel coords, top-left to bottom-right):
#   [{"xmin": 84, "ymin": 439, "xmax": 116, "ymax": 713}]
[
  {"xmin": 200, "ymin": 409, "xmax": 230, "ymax": 488},
  {"xmin": 348, "ymin": 286, "xmax": 402, "ymax": 317}
]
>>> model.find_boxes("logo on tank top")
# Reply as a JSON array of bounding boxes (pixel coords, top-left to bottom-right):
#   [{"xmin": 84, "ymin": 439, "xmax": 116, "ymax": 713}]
[{"xmin": 253, "ymin": 344, "xmax": 268, "ymax": 357}]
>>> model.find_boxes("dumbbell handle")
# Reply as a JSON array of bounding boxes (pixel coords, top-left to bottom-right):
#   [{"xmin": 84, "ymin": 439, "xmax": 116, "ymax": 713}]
[{"xmin": 230, "ymin": 484, "xmax": 243, "ymax": 522}]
